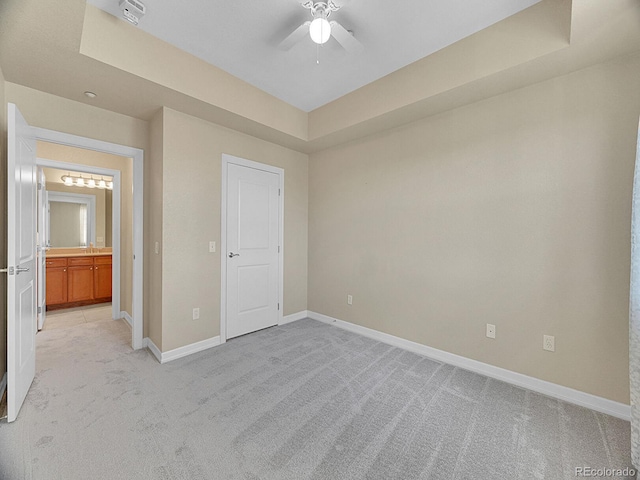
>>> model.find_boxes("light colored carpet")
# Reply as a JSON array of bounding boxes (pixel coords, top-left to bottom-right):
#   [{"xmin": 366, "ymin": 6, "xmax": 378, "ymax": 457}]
[{"xmin": 0, "ymin": 318, "xmax": 633, "ymax": 479}]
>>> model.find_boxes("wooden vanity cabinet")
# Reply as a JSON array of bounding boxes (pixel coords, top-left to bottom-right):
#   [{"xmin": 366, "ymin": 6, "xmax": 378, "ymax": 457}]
[
  {"xmin": 45, "ymin": 257, "xmax": 68, "ymax": 306},
  {"xmin": 94, "ymin": 256, "xmax": 113, "ymax": 299},
  {"xmin": 68, "ymin": 257, "xmax": 95, "ymax": 302},
  {"xmin": 45, "ymin": 255, "xmax": 112, "ymax": 310}
]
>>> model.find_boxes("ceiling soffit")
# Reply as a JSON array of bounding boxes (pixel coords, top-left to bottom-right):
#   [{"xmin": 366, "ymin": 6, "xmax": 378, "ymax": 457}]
[
  {"xmin": 1, "ymin": 0, "xmax": 639, "ymax": 153},
  {"xmin": 86, "ymin": 0, "xmax": 540, "ymax": 112},
  {"xmin": 77, "ymin": 0, "xmax": 572, "ymax": 148},
  {"xmin": 308, "ymin": 0, "xmax": 572, "ymax": 142}
]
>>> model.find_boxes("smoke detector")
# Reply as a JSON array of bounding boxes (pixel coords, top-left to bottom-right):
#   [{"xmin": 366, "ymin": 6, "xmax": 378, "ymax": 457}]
[{"xmin": 119, "ymin": 0, "xmax": 145, "ymax": 25}]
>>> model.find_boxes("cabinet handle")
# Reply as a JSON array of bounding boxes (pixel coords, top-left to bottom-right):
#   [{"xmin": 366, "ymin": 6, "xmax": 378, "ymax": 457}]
[
  {"xmin": 63, "ymin": 269, "xmax": 66, "ymax": 272},
  {"xmin": 95, "ymin": 267, "xmax": 98, "ymax": 270},
  {"xmin": 90, "ymin": 267, "xmax": 93, "ymax": 270}
]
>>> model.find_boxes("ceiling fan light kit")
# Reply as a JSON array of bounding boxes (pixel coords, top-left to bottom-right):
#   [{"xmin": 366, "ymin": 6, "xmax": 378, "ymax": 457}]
[
  {"xmin": 307, "ymin": 1, "xmax": 339, "ymax": 45},
  {"xmin": 280, "ymin": 0, "xmax": 363, "ymax": 54},
  {"xmin": 309, "ymin": 17, "xmax": 331, "ymax": 45}
]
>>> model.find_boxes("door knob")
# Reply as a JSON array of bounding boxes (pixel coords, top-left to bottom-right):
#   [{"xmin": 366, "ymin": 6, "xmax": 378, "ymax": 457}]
[
  {"xmin": 228, "ymin": 252, "xmax": 240, "ymax": 258},
  {"xmin": 15, "ymin": 266, "xmax": 29, "ymax": 274}
]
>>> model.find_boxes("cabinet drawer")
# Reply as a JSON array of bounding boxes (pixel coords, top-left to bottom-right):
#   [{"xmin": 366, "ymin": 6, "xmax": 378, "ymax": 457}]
[
  {"xmin": 68, "ymin": 256, "xmax": 94, "ymax": 266},
  {"xmin": 94, "ymin": 255, "xmax": 112, "ymax": 265},
  {"xmin": 45, "ymin": 257, "xmax": 67, "ymax": 268}
]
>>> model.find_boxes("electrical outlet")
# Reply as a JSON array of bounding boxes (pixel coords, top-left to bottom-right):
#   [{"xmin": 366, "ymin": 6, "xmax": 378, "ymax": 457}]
[
  {"xmin": 209, "ymin": 241, "xmax": 216, "ymax": 253},
  {"xmin": 193, "ymin": 308, "xmax": 200, "ymax": 320},
  {"xmin": 543, "ymin": 335, "xmax": 555, "ymax": 352},
  {"xmin": 486, "ymin": 323, "xmax": 496, "ymax": 339},
  {"xmin": 347, "ymin": 295, "xmax": 353, "ymax": 305}
]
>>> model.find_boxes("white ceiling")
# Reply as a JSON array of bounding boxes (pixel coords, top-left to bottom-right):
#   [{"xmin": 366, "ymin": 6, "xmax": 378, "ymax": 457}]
[{"xmin": 90, "ymin": 0, "xmax": 540, "ymax": 112}]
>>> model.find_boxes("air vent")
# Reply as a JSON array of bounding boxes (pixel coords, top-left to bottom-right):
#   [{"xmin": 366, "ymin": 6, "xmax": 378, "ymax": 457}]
[{"xmin": 119, "ymin": 0, "xmax": 145, "ymax": 25}]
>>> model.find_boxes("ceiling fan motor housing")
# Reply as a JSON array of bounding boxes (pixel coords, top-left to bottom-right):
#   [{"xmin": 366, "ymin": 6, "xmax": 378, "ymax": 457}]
[{"xmin": 308, "ymin": 1, "xmax": 341, "ymax": 19}]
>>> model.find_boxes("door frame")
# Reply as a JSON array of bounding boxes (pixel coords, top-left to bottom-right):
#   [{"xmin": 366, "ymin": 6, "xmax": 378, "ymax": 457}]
[
  {"xmin": 32, "ymin": 127, "xmax": 144, "ymax": 350},
  {"xmin": 37, "ymin": 169, "xmax": 47, "ymax": 330},
  {"xmin": 38, "ymin": 159, "xmax": 122, "ymax": 322},
  {"xmin": 220, "ymin": 154, "xmax": 284, "ymax": 343}
]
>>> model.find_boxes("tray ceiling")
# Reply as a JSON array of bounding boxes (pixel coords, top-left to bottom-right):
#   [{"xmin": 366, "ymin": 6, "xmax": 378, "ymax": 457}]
[{"xmin": 87, "ymin": 0, "xmax": 540, "ymax": 112}]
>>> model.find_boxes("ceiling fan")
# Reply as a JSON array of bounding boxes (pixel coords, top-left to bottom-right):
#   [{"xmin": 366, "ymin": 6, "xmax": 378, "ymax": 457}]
[{"xmin": 279, "ymin": 1, "xmax": 364, "ymax": 53}]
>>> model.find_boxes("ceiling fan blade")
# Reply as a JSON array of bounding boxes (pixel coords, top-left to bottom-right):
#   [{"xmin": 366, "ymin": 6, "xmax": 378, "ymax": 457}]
[
  {"xmin": 279, "ymin": 21, "xmax": 311, "ymax": 50},
  {"xmin": 329, "ymin": 21, "xmax": 363, "ymax": 54}
]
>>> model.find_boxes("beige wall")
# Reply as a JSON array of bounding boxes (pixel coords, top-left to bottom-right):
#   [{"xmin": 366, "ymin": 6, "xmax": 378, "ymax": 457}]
[
  {"xmin": 5, "ymin": 84, "xmax": 148, "ymax": 150},
  {"xmin": 6, "ymin": 84, "xmax": 148, "ymax": 329},
  {"xmin": 148, "ymin": 109, "xmax": 163, "ymax": 348},
  {"xmin": 37, "ymin": 142, "xmax": 133, "ymax": 316},
  {"xmin": 0, "ymin": 64, "xmax": 6, "ymax": 380},
  {"xmin": 44, "ymin": 180, "xmax": 107, "ymax": 247},
  {"xmin": 160, "ymin": 108, "xmax": 308, "ymax": 351},
  {"xmin": 308, "ymin": 52, "xmax": 640, "ymax": 404},
  {"xmin": 121, "ymin": 157, "xmax": 134, "ymax": 316}
]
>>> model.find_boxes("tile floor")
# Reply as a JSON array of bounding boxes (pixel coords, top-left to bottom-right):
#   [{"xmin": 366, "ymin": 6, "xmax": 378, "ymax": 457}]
[{"xmin": 42, "ymin": 303, "xmax": 114, "ymax": 331}]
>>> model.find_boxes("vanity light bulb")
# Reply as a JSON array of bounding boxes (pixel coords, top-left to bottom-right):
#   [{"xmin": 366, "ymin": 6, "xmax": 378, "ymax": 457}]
[
  {"xmin": 107, "ymin": 181, "xmax": 113, "ymax": 190},
  {"xmin": 76, "ymin": 178, "xmax": 85, "ymax": 187},
  {"xmin": 87, "ymin": 179, "xmax": 96, "ymax": 188},
  {"xmin": 98, "ymin": 179, "xmax": 106, "ymax": 189},
  {"xmin": 63, "ymin": 176, "xmax": 73, "ymax": 186}
]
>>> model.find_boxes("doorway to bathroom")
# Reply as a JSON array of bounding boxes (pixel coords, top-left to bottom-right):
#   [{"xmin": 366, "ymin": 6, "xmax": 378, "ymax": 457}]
[{"xmin": 36, "ymin": 142, "xmax": 132, "ymax": 334}]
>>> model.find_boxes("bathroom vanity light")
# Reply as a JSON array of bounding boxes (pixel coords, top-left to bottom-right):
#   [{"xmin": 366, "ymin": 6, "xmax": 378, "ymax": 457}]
[{"xmin": 61, "ymin": 174, "xmax": 113, "ymax": 190}]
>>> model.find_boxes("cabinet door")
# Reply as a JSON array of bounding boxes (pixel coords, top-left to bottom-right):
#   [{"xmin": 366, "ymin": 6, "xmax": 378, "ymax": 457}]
[
  {"xmin": 46, "ymin": 267, "xmax": 67, "ymax": 306},
  {"xmin": 94, "ymin": 262, "xmax": 112, "ymax": 299},
  {"xmin": 68, "ymin": 266, "xmax": 94, "ymax": 302}
]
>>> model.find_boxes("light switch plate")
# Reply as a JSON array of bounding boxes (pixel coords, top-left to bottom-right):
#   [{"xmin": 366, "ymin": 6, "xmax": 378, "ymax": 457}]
[{"xmin": 209, "ymin": 241, "xmax": 216, "ymax": 253}]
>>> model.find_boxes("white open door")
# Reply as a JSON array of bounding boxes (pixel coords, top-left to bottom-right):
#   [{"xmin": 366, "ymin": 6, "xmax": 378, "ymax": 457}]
[
  {"xmin": 6, "ymin": 103, "xmax": 37, "ymax": 422},
  {"xmin": 225, "ymin": 161, "xmax": 281, "ymax": 339},
  {"xmin": 37, "ymin": 169, "xmax": 47, "ymax": 330}
]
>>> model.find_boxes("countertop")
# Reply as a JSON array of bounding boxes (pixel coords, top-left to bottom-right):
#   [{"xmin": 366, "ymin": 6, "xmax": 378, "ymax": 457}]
[{"xmin": 46, "ymin": 252, "xmax": 113, "ymax": 258}]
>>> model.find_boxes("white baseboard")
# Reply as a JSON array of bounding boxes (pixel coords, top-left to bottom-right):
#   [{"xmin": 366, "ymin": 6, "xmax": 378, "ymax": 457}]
[
  {"xmin": 280, "ymin": 310, "xmax": 309, "ymax": 325},
  {"xmin": 0, "ymin": 372, "xmax": 6, "ymax": 401},
  {"xmin": 120, "ymin": 311, "xmax": 133, "ymax": 329},
  {"xmin": 307, "ymin": 311, "xmax": 630, "ymax": 421},
  {"xmin": 144, "ymin": 337, "xmax": 162, "ymax": 363},
  {"xmin": 143, "ymin": 336, "xmax": 221, "ymax": 364}
]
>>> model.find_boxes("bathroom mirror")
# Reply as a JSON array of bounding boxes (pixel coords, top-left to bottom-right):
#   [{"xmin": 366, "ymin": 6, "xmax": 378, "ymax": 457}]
[
  {"xmin": 47, "ymin": 192, "xmax": 96, "ymax": 248},
  {"xmin": 42, "ymin": 166, "xmax": 113, "ymax": 249}
]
